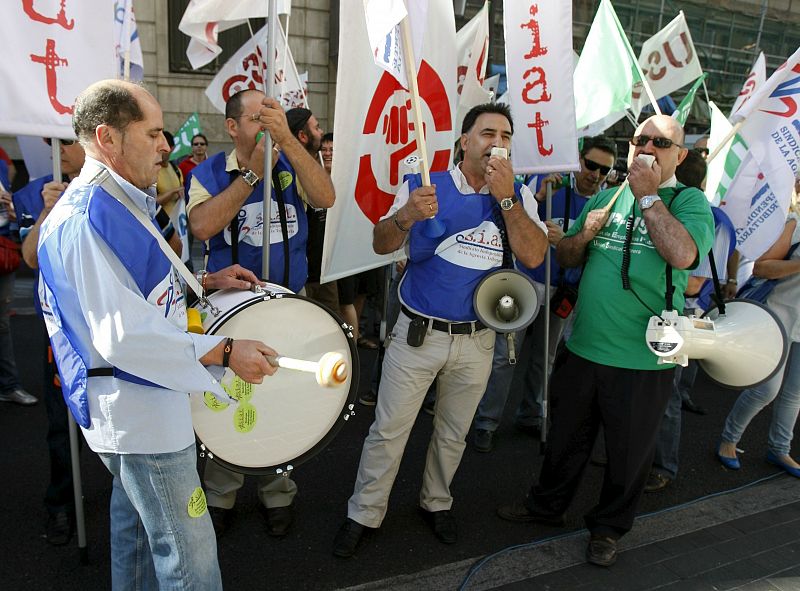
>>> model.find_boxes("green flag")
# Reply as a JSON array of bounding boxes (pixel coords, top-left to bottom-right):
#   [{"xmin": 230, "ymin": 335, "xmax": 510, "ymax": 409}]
[
  {"xmin": 171, "ymin": 113, "xmax": 203, "ymax": 161},
  {"xmin": 573, "ymin": 0, "xmax": 642, "ymax": 129},
  {"xmin": 672, "ymin": 73, "xmax": 708, "ymax": 126}
]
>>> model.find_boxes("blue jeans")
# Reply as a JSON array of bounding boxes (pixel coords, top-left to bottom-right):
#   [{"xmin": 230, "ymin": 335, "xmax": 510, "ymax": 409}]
[
  {"xmin": 722, "ymin": 342, "xmax": 800, "ymax": 457},
  {"xmin": 99, "ymin": 445, "xmax": 222, "ymax": 591},
  {"xmin": 652, "ymin": 366, "xmax": 684, "ymax": 479}
]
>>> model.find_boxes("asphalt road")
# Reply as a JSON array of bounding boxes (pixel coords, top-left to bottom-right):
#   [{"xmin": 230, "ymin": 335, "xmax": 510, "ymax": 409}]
[{"xmin": 0, "ymin": 275, "xmax": 792, "ymax": 591}]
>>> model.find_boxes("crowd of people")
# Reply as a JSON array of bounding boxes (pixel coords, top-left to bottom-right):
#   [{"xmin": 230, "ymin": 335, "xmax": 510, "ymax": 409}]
[{"xmin": 0, "ymin": 78, "xmax": 798, "ymax": 587}]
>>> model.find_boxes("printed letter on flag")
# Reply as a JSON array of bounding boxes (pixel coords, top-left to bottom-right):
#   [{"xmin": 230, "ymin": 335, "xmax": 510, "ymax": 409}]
[
  {"xmin": 205, "ymin": 22, "xmax": 305, "ymax": 113},
  {"xmin": 455, "ymin": 2, "xmax": 491, "ymax": 134},
  {"xmin": 573, "ymin": 0, "xmax": 644, "ymax": 129},
  {"xmin": 630, "ymin": 12, "xmax": 703, "ymax": 118},
  {"xmin": 1, "ymin": 1, "xmax": 116, "ymax": 137},
  {"xmin": 321, "ymin": 0, "xmax": 456, "ymax": 282},
  {"xmin": 505, "ymin": 1, "xmax": 578, "ymax": 173},
  {"xmin": 730, "ymin": 52, "xmax": 766, "ymax": 117}
]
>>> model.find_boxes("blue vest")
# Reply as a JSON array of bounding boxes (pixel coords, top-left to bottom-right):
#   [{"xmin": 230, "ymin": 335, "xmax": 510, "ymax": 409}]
[
  {"xmin": 13, "ymin": 176, "xmax": 52, "ymax": 316},
  {"xmin": 519, "ymin": 182, "xmax": 588, "ymax": 287},
  {"xmin": 192, "ymin": 152, "xmax": 308, "ymax": 291},
  {"xmin": 38, "ymin": 182, "xmax": 175, "ymax": 427},
  {"xmin": 399, "ymin": 171, "xmax": 524, "ymax": 321}
]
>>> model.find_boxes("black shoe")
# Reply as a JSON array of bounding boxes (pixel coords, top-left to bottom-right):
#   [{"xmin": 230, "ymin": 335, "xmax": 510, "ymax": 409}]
[
  {"xmin": 644, "ymin": 471, "xmax": 672, "ymax": 493},
  {"xmin": 472, "ymin": 429, "xmax": 494, "ymax": 453},
  {"xmin": 682, "ymin": 398, "xmax": 707, "ymax": 415},
  {"xmin": 333, "ymin": 518, "xmax": 366, "ymax": 557},
  {"xmin": 208, "ymin": 506, "xmax": 233, "ymax": 539},
  {"xmin": 260, "ymin": 504, "xmax": 294, "ymax": 537},
  {"xmin": 513, "ymin": 420, "xmax": 541, "ymax": 438},
  {"xmin": 420, "ymin": 508, "xmax": 457, "ymax": 544},
  {"xmin": 0, "ymin": 387, "xmax": 38, "ymax": 406},
  {"xmin": 358, "ymin": 390, "xmax": 377, "ymax": 406},
  {"xmin": 586, "ymin": 535, "xmax": 617, "ymax": 567},
  {"xmin": 45, "ymin": 511, "xmax": 73, "ymax": 546},
  {"xmin": 496, "ymin": 502, "xmax": 565, "ymax": 526}
]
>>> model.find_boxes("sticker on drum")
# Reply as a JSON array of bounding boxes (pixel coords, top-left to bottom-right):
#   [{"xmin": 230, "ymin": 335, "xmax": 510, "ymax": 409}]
[{"xmin": 191, "ymin": 288, "xmax": 358, "ymax": 475}]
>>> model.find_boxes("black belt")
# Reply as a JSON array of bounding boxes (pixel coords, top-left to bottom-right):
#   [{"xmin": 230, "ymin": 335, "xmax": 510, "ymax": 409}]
[{"xmin": 401, "ymin": 305, "xmax": 486, "ymax": 335}]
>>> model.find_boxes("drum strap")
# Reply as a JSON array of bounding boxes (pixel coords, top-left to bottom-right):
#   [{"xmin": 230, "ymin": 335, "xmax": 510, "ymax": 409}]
[
  {"xmin": 229, "ymin": 171, "xmax": 240, "ymax": 266},
  {"xmin": 86, "ymin": 164, "xmax": 203, "ymax": 296},
  {"xmin": 271, "ymin": 168, "xmax": 291, "ymax": 288}
]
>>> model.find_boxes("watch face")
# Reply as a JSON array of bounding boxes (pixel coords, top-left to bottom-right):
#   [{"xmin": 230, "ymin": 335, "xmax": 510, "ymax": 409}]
[{"xmin": 501, "ymin": 197, "xmax": 514, "ymax": 210}]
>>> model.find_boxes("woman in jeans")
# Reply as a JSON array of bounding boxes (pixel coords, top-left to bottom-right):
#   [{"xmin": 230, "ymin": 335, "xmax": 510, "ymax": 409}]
[{"xmin": 717, "ymin": 211, "xmax": 800, "ymax": 477}]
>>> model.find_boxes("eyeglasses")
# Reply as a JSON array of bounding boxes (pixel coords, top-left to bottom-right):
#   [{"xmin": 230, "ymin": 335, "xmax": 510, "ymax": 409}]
[
  {"xmin": 582, "ymin": 157, "xmax": 612, "ymax": 176},
  {"xmin": 192, "ymin": 142, "xmax": 207, "ymax": 147},
  {"xmin": 44, "ymin": 138, "xmax": 75, "ymax": 146},
  {"xmin": 630, "ymin": 135, "xmax": 682, "ymax": 149}
]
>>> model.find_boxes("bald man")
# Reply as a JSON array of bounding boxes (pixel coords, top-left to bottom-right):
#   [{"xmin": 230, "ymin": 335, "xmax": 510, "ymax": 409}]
[
  {"xmin": 36, "ymin": 80, "xmax": 279, "ymax": 588},
  {"xmin": 498, "ymin": 115, "xmax": 714, "ymax": 567}
]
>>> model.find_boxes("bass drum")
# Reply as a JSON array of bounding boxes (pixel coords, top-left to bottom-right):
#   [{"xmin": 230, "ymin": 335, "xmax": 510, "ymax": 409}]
[{"xmin": 190, "ymin": 285, "xmax": 358, "ymax": 475}]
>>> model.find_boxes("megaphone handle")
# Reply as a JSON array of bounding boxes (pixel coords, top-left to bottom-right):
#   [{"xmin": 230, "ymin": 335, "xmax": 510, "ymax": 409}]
[{"xmin": 506, "ymin": 333, "xmax": 517, "ymax": 365}]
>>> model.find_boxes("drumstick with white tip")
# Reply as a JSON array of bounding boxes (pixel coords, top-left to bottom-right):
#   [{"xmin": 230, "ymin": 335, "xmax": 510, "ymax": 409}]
[{"xmin": 266, "ymin": 352, "xmax": 348, "ymax": 387}]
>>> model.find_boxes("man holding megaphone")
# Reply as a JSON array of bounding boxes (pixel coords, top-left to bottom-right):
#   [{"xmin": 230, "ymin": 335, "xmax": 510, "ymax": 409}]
[{"xmin": 498, "ymin": 115, "xmax": 714, "ymax": 567}]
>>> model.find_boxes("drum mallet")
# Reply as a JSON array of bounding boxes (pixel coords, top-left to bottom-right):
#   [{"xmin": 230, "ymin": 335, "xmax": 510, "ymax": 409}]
[{"xmin": 266, "ymin": 352, "xmax": 348, "ymax": 387}]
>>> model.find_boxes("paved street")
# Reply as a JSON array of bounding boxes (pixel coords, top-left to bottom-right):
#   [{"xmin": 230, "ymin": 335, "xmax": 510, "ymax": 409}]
[{"xmin": 2, "ymin": 270, "xmax": 799, "ymax": 590}]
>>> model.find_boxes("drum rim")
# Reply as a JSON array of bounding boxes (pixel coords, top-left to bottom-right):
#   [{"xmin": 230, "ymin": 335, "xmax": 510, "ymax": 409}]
[{"xmin": 196, "ymin": 292, "xmax": 360, "ymax": 476}]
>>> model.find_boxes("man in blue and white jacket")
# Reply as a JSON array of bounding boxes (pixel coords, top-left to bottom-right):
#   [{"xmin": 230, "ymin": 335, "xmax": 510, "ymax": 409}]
[
  {"xmin": 37, "ymin": 79, "xmax": 279, "ymax": 589},
  {"xmin": 333, "ymin": 103, "xmax": 549, "ymax": 557}
]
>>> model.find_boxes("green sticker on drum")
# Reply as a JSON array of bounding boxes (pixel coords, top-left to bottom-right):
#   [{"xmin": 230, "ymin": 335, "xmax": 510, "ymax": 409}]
[
  {"xmin": 234, "ymin": 402, "xmax": 257, "ymax": 433},
  {"xmin": 203, "ymin": 391, "xmax": 229, "ymax": 412},
  {"xmin": 278, "ymin": 170, "xmax": 293, "ymax": 190},
  {"xmin": 187, "ymin": 487, "xmax": 207, "ymax": 518},
  {"xmin": 222, "ymin": 376, "xmax": 253, "ymax": 402}
]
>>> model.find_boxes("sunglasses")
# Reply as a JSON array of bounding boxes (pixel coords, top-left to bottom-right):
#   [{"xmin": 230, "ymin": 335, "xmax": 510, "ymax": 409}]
[
  {"xmin": 630, "ymin": 135, "xmax": 682, "ymax": 149},
  {"xmin": 44, "ymin": 138, "xmax": 75, "ymax": 146},
  {"xmin": 192, "ymin": 142, "xmax": 207, "ymax": 147},
  {"xmin": 582, "ymin": 157, "xmax": 612, "ymax": 176}
]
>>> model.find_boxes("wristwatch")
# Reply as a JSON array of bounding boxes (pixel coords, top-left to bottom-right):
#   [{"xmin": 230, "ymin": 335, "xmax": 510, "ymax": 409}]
[
  {"xmin": 500, "ymin": 195, "xmax": 518, "ymax": 211},
  {"xmin": 240, "ymin": 169, "xmax": 261, "ymax": 188},
  {"xmin": 639, "ymin": 195, "xmax": 662, "ymax": 210}
]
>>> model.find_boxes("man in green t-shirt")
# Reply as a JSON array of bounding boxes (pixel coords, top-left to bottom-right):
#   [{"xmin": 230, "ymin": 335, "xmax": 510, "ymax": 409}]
[{"xmin": 498, "ymin": 115, "xmax": 714, "ymax": 567}]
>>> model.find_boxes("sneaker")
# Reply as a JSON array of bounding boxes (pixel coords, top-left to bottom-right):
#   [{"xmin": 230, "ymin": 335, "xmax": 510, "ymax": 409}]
[
  {"xmin": 586, "ymin": 534, "xmax": 617, "ymax": 567},
  {"xmin": 419, "ymin": 508, "xmax": 457, "ymax": 544},
  {"xmin": 358, "ymin": 390, "xmax": 377, "ymax": 406},
  {"xmin": 332, "ymin": 518, "xmax": 366, "ymax": 558},
  {"xmin": 0, "ymin": 388, "xmax": 38, "ymax": 406},
  {"xmin": 644, "ymin": 471, "xmax": 672, "ymax": 493},
  {"xmin": 260, "ymin": 504, "xmax": 294, "ymax": 537},
  {"xmin": 472, "ymin": 429, "xmax": 494, "ymax": 453},
  {"xmin": 45, "ymin": 511, "xmax": 73, "ymax": 546},
  {"xmin": 208, "ymin": 506, "xmax": 233, "ymax": 538}
]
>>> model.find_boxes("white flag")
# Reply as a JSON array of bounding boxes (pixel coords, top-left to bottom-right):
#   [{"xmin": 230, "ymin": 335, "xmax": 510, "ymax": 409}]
[
  {"xmin": 504, "ymin": 0, "xmax": 579, "ymax": 173},
  {"xmin": 114, "ymin": 0, "xmax": 144, "ymax": 81},
  {"xmin": 179, "ymin": 0, "xmax": 281, "ymax": 69},
  {"xmin": 454, "ymin": 2, "xmax": 491, "ymax": 133},
  {"xmin": 362, "ymin": 0, "xmax": 428, "ymax": 88},
  {"xmin": 321, "ymin": 0, "xmax": 456, "ymax": 282},
  {"xmin": 730, "ymin": 52, "xmax": 766, "ymax": 117},
  {"xmin": 205, "ymin": 21, "xmax": 305, "ymax": 113},
  {"xmin": 704, "ymin": 101, "xmax": 736, "ymax": 206},
  {"xmin": 630, "ymin": 12, "xmax": 703, "ymax": 118}
]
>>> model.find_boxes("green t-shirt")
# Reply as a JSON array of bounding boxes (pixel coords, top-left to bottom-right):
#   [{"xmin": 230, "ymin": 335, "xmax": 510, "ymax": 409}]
[{"xmin": 564, "ymin": 183, "xmax": 714, "ymax": 370}]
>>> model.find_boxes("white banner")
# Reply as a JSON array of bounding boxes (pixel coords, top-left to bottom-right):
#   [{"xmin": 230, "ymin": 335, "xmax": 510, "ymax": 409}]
[
  {"xmin": 631, "ymin": 12, "xmax": 703, "ymax": 118},
  {"xmin": 705, "ymin": 101, "xmax": 735, "ymax": 206},
  {"xmin": 114, "ymin": 0, "xmax": 144, "ymax": 81},
  {"xmin": 0, "ymin": 1, "xmax": 115, "ymax": 138},
  {"xmin": 504, "ymin": 0, "xmax": 579, "ymax": 174},
  {"xmin": 205, "ymin": 21, "xmax": 305, "ymax": 113},
  {"xmin": 454, "ymin": 2, "xmax": 491, "ymax": 133},
  {"xmin": 730, "ymin": 52, "xmax": 766, "ymax": 117},
  {"xmin": 321, "ymin": 0, "xmax": 456, "ymax": 282},
  {"xmin": 363, "ymin": 0, "xmax": 428, "ymax": 89}
]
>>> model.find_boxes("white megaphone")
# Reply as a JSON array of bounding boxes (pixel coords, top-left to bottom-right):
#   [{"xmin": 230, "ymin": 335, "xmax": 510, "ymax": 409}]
[
  {"xmin": 473, "ymin": 269, "xmax": 539, "ymax": 364},
  {"xmin": 645, "ymin": 299, "xmax": 789, "ymax": 389}
]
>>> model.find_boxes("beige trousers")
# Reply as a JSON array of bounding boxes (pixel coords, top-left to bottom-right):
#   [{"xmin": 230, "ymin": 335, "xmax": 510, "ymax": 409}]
[
  {"xmin": 203, "ymin": 461, "xmax": 297, "ymax": 509},
  {"xmin": 347, "ymin": 312, "xmax": 495, "ymax": 528}
]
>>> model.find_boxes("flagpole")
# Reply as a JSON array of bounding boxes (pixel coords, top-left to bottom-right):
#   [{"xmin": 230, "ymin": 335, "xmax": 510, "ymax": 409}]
[
  {"xmin": 399, "ymin": 16, "xmax": 431, "ymax": 186},
  {"xmin": 262, "ymin": 0, "xmax": 278, "ymax": 283},
  {"xmin": 707, "ymin": 121, "xmax": 743, "ymax": 163}
]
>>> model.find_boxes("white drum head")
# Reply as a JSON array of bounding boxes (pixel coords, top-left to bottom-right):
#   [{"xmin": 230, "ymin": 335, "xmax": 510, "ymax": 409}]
[{"xmin": 191, "ymin": 292, "xmax": 358, "ymax": 474}]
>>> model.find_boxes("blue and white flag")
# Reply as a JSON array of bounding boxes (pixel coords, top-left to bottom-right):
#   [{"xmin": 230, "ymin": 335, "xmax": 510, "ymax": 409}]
[{"xmin": 114, "ymin": 0, "xmax": 144, "ymax": 81}]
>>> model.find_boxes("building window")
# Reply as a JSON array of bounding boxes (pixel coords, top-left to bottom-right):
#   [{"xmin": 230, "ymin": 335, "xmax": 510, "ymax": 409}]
[{"xmin": 167, "ymin": 0, "xmax": 265, "ymax": 74}]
